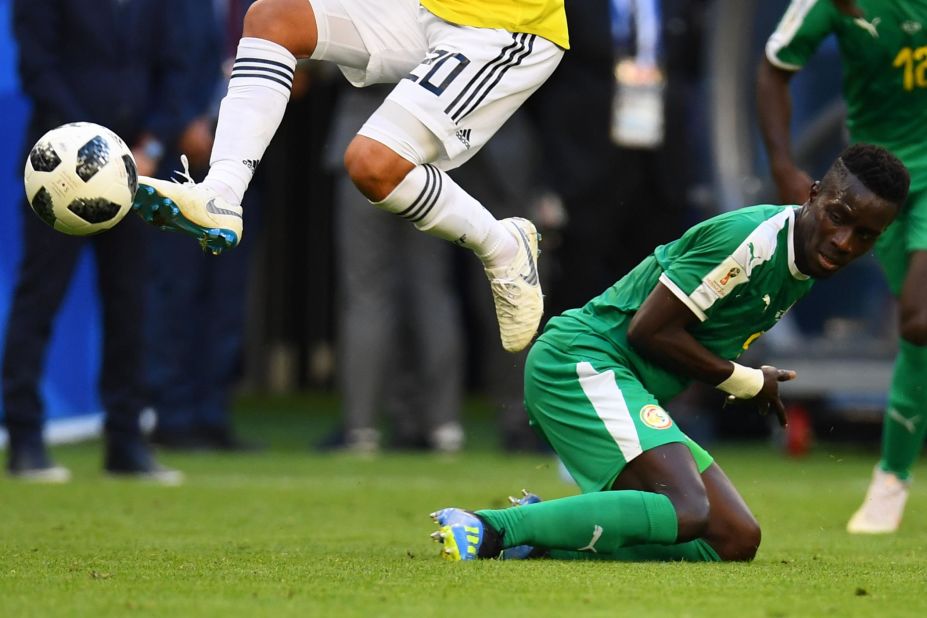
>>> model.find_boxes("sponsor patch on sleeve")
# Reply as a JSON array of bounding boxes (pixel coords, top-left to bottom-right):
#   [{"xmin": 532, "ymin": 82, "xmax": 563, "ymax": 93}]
[{"xmin": 702, "ymin": 256, "xmax": 749, "ymax": 298}]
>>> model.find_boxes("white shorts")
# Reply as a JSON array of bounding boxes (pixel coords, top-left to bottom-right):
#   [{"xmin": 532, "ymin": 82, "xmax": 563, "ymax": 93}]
[{"xmin": 308, "ymin": 0, "xmax": 564, "ymax": 169}]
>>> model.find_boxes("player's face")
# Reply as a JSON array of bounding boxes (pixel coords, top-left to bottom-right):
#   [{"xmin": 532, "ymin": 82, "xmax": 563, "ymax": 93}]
[{"xmin": 794, "ymin": 175, "xmax": 899, "ymax": 279}]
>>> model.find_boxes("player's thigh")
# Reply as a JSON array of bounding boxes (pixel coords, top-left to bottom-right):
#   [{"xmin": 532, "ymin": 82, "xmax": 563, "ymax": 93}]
[
  {"xmin": 377, "ymin": 10, "xmax": 564, "ymax": 169},
  {"xmin": 524, "ymin": 340, "xmax": 710, "ymax": 494},
  {"xmin": 876, "ymin": 184, "xmax": 927, "ymax": 295},
  {"xmin": 308, "ymin": 0, "xmax": 426, "ymax": 84}
]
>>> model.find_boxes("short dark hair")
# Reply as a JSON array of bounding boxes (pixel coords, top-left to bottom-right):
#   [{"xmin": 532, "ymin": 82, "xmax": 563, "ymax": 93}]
[{"xmin": 835, "ymin": 143, "xmax": 910, "ymax": 207}]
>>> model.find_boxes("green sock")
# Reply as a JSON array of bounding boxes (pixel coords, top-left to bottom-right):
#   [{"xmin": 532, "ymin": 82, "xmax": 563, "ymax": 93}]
[
  {"xmin": 548, "ymin": 539, "xmax": 721, "ymax": 562},
  {"xmin": 880, "ymin": 339, "xmax": 927, "ymax": 480},
  {"xmin": 477, "ymin": 491, "xmax": 678, "ymax": 554}
]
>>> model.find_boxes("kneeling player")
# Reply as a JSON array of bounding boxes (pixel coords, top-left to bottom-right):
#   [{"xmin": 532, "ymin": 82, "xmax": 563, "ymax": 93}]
[{"xmin": 431, "ymin": 143, "xmax": 908, "ymax": 562}]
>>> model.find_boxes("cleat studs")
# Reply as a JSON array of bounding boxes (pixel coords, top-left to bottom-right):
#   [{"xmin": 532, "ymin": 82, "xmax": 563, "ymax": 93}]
[
  {"xmin": 521, "ymin": 489, "xmax": 529, "ymax": 497},
  {"xmin": 508, "ymin": 496, "xmax": 518, "ymax": 506}
]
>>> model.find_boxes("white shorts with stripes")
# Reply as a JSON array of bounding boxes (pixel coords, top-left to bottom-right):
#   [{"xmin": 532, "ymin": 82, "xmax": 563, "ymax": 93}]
[{"xmin": 309, "ymin": 0, "xmax": 563, "ymax": 169}]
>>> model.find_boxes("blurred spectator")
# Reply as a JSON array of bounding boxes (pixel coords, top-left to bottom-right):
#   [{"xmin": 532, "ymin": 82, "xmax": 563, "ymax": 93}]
[
  {"xmin": 450, "ymin": 111, "xmax": 547, "ymax": 452},
  {"xmin": 533, "ymin": 0, "xmax": 688, "ymax": 318},
  {"xmin": 2, "ymin": 0, "xmax": 190, "ymax": 483},
  {"xmin": 145, "ymin": 0, "xmax": 262, "ymax": 452},
  {"xmin": 322, "ymin": 83, "xmax": 465, "ymax": 454}
]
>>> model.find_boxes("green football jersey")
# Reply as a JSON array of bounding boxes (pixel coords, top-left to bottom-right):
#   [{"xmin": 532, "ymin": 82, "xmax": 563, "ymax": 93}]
[
  {"xmin": 538, "ymin": 205, "xmax": 815, "ymax": 402},
  {"xmin": 766, "ymin": 0, "xmax": 927, "ymax": 189}
]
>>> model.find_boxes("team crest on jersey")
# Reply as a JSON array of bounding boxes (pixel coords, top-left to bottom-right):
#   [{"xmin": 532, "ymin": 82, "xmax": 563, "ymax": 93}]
[
  {"xmin": 703, "ymin": 256, "xmax": 749, "ymax": 298},
  {"xmin": 640, "ymin": 405, "xmax": 673, "ymax": 430}
]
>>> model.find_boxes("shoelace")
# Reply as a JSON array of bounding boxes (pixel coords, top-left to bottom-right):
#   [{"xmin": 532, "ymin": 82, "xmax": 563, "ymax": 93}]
[
  {"xmin": 170, "ymin": 154, "xmax": 195, "ymax": 185},
  {"xmin": 489, "ymin": 280, "xmax": 520, "ymax": 318}
]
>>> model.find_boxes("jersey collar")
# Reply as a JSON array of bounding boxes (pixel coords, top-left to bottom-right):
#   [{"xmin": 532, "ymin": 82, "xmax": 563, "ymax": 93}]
[{"xmin": 787, "ymin": 207, "xmax": 810, "ymax": 280}]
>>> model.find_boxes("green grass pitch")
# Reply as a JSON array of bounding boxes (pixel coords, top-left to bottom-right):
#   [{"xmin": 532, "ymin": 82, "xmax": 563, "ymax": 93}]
[{"xmin": 1, "ymin": 393, "xmax": 924, "ymax": 617}]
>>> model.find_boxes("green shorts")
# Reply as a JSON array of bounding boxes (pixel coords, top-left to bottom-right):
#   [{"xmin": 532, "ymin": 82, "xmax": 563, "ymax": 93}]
[
  {"xmin": 524, "ymin": 340, "xmax": 713, "ymax": 494},
  {"xmin": 876, "ymin": 184, "xmax": 927, "ymax": 295}
]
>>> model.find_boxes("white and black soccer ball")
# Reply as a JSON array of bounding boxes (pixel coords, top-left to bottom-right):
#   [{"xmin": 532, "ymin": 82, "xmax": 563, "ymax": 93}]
[{"xmin": 23, "ymin": 122, "xmax": 138, "ymax": 235}]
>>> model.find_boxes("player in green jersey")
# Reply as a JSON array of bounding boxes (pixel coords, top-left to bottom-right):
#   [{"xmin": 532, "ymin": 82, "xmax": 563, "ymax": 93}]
[
  {"xmin": 429, "ymin": 144, "xmax": 908, "ymax": 562},
  {"xmin": 758, "ymin": 0, "xmax": 927, "ymax": 534}
]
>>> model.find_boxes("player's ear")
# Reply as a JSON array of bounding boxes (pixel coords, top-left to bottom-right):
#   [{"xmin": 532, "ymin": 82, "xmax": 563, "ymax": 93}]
[{"xmin": 808, "ymin": 180, "xmax": 821, "ymax": 203}]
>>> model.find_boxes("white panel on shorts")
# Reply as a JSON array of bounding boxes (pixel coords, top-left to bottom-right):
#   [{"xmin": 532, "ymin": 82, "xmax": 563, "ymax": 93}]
[
  {"xmin": 576, "ymin": 362, "xmax": 643, "ymax": 462},
  {"xmin": 382, "ymin": 13, "xmax": 563, "ymax": 168},
  {"xmin": 311, "ymin": 0, "xmax": 563, "ymax": 170},
  {"xmin": 309, "ymin": 0, "xmax": 427, "ymax": 86}
]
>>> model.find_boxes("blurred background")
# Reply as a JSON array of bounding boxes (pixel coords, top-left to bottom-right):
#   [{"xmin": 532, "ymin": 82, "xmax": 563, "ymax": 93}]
[{"xmin": 0, "ymin": 0, "xmax": 896, "ymax": 455}]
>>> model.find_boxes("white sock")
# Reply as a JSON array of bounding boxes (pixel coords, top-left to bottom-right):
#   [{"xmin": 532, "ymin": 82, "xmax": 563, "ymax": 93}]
[
  {"xmin": 204, "ymin": 37, "xmax": 297, "ymax": 205},
  {"xmin": 372, "ymin": 164, "xmax": 517, "ymax": 268}
]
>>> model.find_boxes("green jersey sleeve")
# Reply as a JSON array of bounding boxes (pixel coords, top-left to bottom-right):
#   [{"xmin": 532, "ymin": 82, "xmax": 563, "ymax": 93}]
[
  {"xmin": 766, "ymin": 0, "xmax": 839, "ymax": 70},
  {"xmin": 656, "ymin": 206, "xmax": 794, "ymax": 322}
]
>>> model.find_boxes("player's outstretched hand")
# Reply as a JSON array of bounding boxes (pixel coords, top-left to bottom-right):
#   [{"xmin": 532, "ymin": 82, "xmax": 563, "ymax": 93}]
[{"xmin": 755, "ymin": 365, "xmax": 797, "ymax": 427}]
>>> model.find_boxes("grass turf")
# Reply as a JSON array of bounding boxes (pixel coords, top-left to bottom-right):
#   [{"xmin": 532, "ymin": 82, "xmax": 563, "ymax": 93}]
[{"xmin": 1, "ymin": 393, "xmax": 924, "ymax": 617}]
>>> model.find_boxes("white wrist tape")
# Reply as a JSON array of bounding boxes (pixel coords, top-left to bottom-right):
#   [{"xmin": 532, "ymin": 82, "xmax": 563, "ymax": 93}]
[{"xmin": 716, "ymin": 363, "xmax": 764, "ymax": 399}]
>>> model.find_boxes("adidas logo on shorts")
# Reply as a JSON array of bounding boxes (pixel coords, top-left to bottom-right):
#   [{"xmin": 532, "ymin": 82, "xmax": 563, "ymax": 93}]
[{"xmin": 455, "ymin": 129, "xmax": 472, "ymax": 149}]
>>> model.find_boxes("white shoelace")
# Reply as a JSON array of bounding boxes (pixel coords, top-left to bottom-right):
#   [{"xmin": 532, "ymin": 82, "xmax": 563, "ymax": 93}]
[{"xmin": 170, "ymin": 154, "xmax": 195, "ymax": 185}]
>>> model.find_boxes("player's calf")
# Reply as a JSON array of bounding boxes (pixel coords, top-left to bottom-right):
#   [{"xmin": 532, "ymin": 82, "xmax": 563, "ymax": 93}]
[{"xmin": 502, "ymin": 490, "xmax": 547, "ymax": 560}]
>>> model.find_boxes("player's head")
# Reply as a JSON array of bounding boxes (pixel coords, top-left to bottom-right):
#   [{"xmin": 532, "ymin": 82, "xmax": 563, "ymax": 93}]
[{"xmin": 794, "ymin": 144, "xmax": 908, "ymax": 279}]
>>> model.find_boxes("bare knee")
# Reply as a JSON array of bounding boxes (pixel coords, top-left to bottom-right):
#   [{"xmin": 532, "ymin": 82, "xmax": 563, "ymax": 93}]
[
  {"xmin": 669, "ymin": 492, "xmax": 711, "ymax": 542},
  {"xmin": 244, "ymin": 0, "xmax": 318, "ymax": 57},
  {"xmin": 900, "ymin": 313, "xmax": 927, "ymax": 346},
  {"xmin": 708, "ymin": 515, "xmax": 762, "ymax": 562},
  {"xmin": 344, "ymin": 137, "xmax": 415, "ymax": 202},
  {"xmin": 899, "ymin": 253, "xmax": 927, "ymax": 345}
]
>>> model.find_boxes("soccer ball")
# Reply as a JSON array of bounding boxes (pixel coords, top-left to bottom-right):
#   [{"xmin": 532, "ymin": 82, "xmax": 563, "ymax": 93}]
[{"xmin": 23, "ymin": 122, "xmax": 138, "ymax": 235}]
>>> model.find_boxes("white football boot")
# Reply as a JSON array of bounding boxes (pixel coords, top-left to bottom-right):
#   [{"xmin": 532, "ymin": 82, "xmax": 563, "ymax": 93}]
[
  {"xmin": 133, "ymin": 156, "xmax": 243, "ymax": 255},
  {"xmin": 10, "ymin": 465, "xmax": 72, "ymax": 484},
  {"xmin": 485, "ymin": 218, "xmax": 543, "ymax": 353},
  {"xmin": 846, "ymin": 465, "xmax": 911, "ymax": 534}
]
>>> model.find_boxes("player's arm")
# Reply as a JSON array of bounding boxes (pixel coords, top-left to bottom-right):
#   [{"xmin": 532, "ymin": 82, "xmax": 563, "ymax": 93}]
[
  {"xmin": 756, "ymin": 58, "xmax": 812, "ymax": 205},
  {"xmin": 832, "ymin": 0, "xmax": 863, "ymax": 18},
  {"xmin": 758, "ymin": 0, "xmax": 840, "ymax": 204},
  {"xmin": 627, "ymin": 282, "xmax": 796, "ymax": 425}
]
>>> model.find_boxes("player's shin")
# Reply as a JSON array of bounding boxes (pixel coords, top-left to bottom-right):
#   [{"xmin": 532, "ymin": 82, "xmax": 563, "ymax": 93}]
[
  {"xmin": 205, "ymin": 38, "xmax": 297, "ymax": 206},
  {"xmin": 881, "ymin": 339, "xmax": 927, "ymax": 477},
  {"xmin": 477, "ymin": 491, "xmax": 679, "ymax": 555},
  {"xmin": 370, "ymin": 164, "xmax": 516, "ymax": 267}
]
